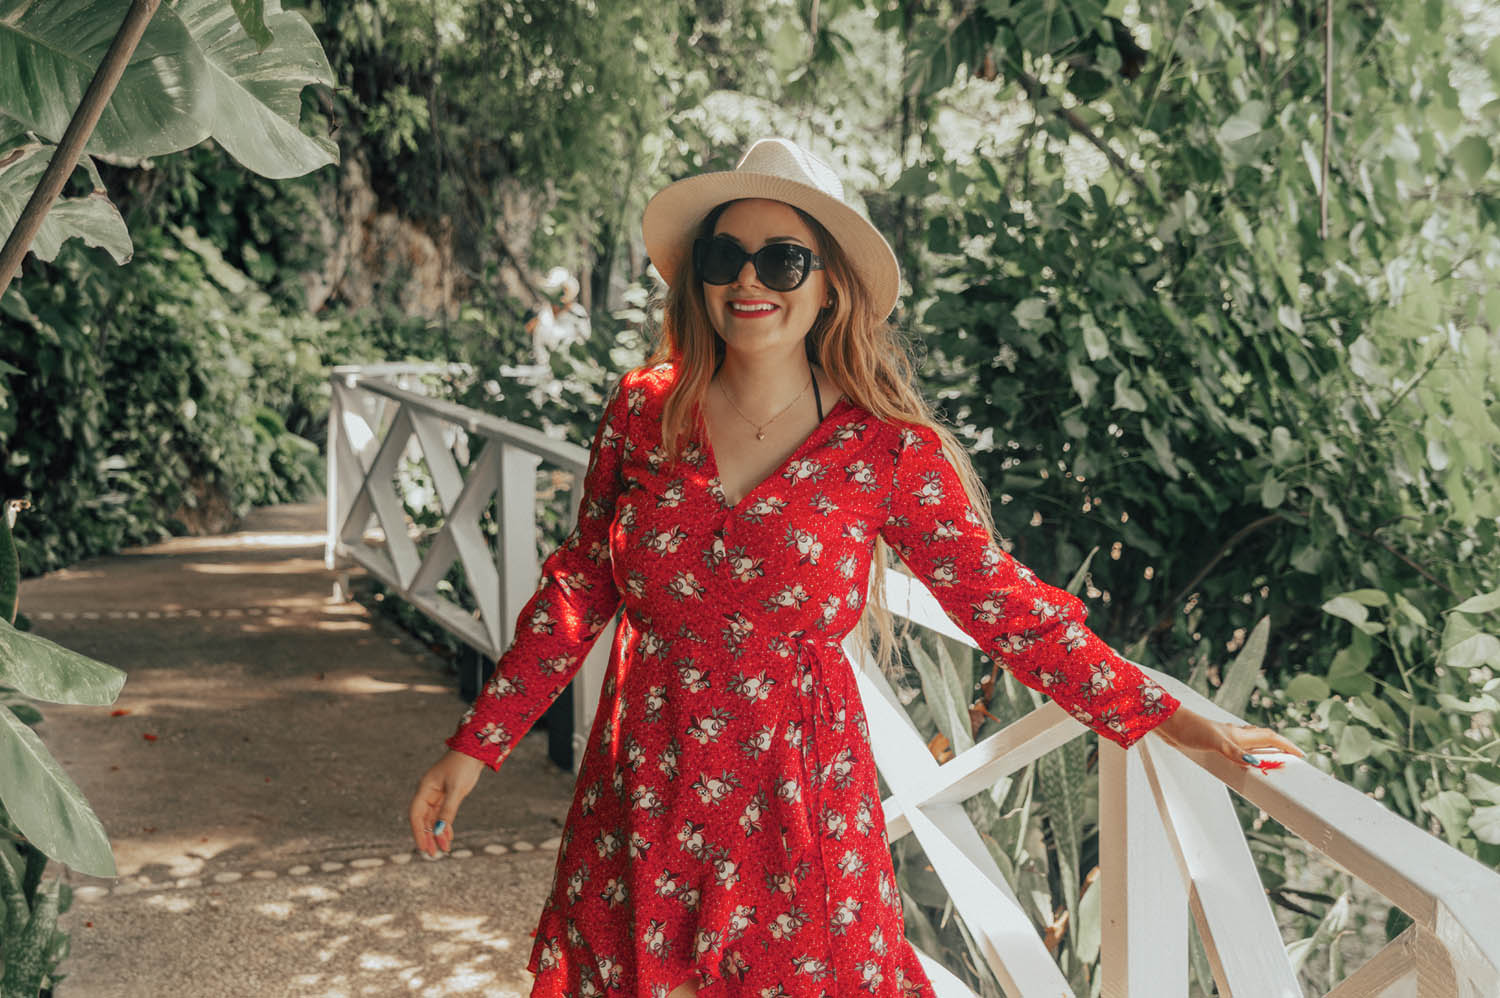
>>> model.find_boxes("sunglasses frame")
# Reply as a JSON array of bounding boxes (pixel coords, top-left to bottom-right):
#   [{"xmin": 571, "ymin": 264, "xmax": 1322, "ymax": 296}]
[{"xmin": 692, "ymin": 236, "xmax": 825, "ymax": 292}]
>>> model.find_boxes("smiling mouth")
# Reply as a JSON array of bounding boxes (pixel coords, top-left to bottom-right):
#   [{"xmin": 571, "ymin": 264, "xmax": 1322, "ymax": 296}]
[{"xmin": 727, "ymin": 301, "xmax": 779, "ymax": 317}]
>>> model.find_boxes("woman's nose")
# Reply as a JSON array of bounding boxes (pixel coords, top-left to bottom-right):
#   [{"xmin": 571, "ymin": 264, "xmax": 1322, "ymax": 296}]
[{"xmin": 735, "ymin": 255, "xmax": 761, "ymax": 287}]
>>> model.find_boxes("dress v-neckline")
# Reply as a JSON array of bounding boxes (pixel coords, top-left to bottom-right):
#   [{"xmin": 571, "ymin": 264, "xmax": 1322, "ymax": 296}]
[{"xmin": 700, "ymin": 394, "xmax": 853, "ymax": 514}]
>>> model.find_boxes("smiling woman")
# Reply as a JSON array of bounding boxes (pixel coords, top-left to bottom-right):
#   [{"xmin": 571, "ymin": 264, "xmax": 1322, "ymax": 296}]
[{"xmin": 408, "ymin": 137, "xmax": 1298, "ymax": 998}]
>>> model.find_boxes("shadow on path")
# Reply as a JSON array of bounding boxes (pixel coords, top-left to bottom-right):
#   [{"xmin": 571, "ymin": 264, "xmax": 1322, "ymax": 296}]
[{"xmin": 24, "ymin": 501, "xmax": 574, "ymax": 997}]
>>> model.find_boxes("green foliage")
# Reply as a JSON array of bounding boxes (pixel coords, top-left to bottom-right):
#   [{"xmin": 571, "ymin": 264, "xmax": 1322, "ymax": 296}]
[
  {"xmin": 0, "ymin": 0, "xmax": 335, "ymax": 272},
  {"xmin": 0, "ymin": 507, "xmax": 120, "ymax": 998},
  {"xmin": 881, "ymin": 0, "xmax": 1499, "ymax": 989},
  {"xmin": 0, "ymin": 227, "xmax": 385, "ymax": 574}
]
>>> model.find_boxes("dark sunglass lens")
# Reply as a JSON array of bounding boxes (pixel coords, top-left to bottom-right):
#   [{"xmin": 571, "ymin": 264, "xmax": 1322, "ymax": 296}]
[
  {"xmin": 761, "ymin": 245, "xmax": 807, "ymax": 290},
  {"xmin": 699, "ymin": 238, "xmax": 745, "ymax": 284}
]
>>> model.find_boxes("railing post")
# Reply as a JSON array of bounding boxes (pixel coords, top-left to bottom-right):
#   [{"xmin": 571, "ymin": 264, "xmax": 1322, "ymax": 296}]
[{"xmin": 1099, "ymin": 739, "xmax": 1188, "ymax": 998}]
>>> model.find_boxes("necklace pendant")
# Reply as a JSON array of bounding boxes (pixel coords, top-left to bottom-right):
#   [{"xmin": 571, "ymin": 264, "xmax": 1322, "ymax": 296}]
[{"xmin": 756, "ymin": 431, "xmax": 765, "ymax": 440}]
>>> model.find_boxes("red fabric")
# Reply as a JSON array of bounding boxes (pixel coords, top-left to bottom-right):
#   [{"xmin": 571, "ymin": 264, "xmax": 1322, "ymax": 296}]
[{"xmin": 448, "ymin": 361, "xmax": 1181, "ymax": 997}]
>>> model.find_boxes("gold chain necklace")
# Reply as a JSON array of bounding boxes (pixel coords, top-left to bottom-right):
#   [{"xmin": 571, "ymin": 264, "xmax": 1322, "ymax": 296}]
[{"xmin": 718, "ymin": 365, "xmax": 813, "ymax": 441}]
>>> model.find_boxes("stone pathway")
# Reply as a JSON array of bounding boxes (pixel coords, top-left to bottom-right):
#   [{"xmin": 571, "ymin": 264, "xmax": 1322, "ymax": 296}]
[{"xmin": 22, "ymin": 502, "xmax": 578, "ymax": 997}]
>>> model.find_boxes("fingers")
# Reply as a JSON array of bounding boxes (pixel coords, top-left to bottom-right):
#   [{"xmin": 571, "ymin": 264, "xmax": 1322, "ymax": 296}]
[
  {"xmin": 1226, "ymin": 723, "xmax": 1306, "ymax": 773},
  {"xmin": 409, "ymin": 780, "xmax": 444, "ymax": 858}
]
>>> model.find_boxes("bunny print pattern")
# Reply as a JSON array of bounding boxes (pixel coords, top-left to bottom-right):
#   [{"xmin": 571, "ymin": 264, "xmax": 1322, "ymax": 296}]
[{"xmin": 447, "ymin": 362, "xmax": 1181, "ymax": 998}]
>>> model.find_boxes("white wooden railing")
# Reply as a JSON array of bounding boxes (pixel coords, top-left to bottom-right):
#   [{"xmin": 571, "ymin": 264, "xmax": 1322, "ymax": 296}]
[
  {"xmin": 324, "ymin": 362, "xmax": 614, "ymax": 758},
  {"xmin": 325, "ymin": 363, "xmax": 1500, "ymax": 997},
  {"xmin": 859, "ymin": 571, "xmax": 1500, "ymax": 998}
]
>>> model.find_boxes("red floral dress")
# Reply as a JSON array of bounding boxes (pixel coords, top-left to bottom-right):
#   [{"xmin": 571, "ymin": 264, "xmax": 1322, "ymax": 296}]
[{"xmin": 447, "ymin": 361, "xmax": 1181, "ymax": 998}]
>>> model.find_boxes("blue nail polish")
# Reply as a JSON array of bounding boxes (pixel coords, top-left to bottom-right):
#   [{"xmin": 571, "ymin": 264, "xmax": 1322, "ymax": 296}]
[
  {"xmin": 1241, "ymin": 753, "xmax": 1259, "ymax": 765},
  {"xmin": 434, "ymin": 819, "xmax": 447, "ymax": 836}
]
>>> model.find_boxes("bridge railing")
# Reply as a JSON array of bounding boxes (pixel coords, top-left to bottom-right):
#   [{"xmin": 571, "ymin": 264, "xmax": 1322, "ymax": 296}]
[
  {"xmin": 324, "ymin": 362, "xmax": 613, "ymax": 763},
  {"xmin": 854, "ymin": 569, "xmax": 1500, "ymax": 998}
]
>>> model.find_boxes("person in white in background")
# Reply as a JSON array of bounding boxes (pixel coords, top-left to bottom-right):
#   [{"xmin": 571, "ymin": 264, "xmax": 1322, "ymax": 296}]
[{"xmin": 526, "ymin": 266, "xmax": 592, "ymax": 367}]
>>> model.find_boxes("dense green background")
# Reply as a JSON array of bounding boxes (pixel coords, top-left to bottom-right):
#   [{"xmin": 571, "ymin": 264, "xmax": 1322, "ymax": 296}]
[{"xmin": 3, "ymin": 0, "xmax": 1499, "ymax": 994}]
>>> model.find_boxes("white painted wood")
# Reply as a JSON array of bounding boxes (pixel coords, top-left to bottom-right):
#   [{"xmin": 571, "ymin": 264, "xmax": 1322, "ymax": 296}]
[
  {"xmin": 911, "ymin": 946, "xmax": 979, "ymax": 998},
  {"xmin": 1098, "ymin": 739, "xmax": 1188, "ymax": 998},
  {"xmin": 1138, "ymin": 740, "xmax": 1302, "ymax": 997},
  {"xmin": 495, "ymin": 442, "xmax": 543, "ymax": 653},
  {"xmin": 904, "ymin": 800, "xmax": 1076, "ymax": 997},
  {"xmin": 1325, "ymin": 923, "xmax": 1422, "ymax": 998}
]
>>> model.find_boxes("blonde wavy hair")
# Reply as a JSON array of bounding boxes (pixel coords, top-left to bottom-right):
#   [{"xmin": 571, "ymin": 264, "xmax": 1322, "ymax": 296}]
[{"xmin": 642, "ymin": 198, "xmax": 1001, "ymax": 682}]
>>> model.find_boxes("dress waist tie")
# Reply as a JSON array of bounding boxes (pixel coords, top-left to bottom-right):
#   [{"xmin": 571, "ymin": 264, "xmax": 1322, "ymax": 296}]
[{"xmin": 790, "ymin": 634, "xmax": 852, "ymax": 994}]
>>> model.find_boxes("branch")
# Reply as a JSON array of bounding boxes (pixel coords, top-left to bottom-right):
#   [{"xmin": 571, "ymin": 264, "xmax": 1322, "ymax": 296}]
[
  {"xmin": 1010, "ymin": 65, "xmax": 1150, "ymax": 198},
  {"xmin": 1144, "ymin": 513, "xmax": 1285, "ymax": 640},
  {"xmin": 1319, "ymin": 0, "xmax": 1332, "ymax": 239},
  {"xmin": 0, "ymin": 0, "xmax": 163, "ymax": 298}
]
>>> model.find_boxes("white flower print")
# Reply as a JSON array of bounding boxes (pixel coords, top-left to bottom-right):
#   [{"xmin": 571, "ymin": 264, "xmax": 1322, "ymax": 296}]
[
  {"xmin": 927, "ymin": 555, "xmax": 959, "ymax": 587},
  {"xmin": 739, "ymin": 495, "xmax": 788, "ymax": 522},
  {"xmin": 712, "ymin": 854, "xmax": 740, "ymax": 887},
  {"xmin": 784, "ymin": 525, "xmax": 823, "ymax": 565},
  {"xmin": 790, "ymin": 954, "xmax": 832, "ymax": 980},
  {"xmin": 677, "ymin": 660, "xmax": 711, "ymax": 693},
  {"xmin": 761, "ymin": 582, "xmax": 810, "ymax": 611},
  {"xmin": 739, "ymin": 790, "xmax": 767, "ymax": 836},
  {"xmin": 1088, "ymin": 659, "xmax": 1117, "ymax": 695},
  {"xmin": 782, "ymin": 456, "xmax": 828, "ymax": 487},
  {"xmin": 657, "ymin": 738, "xmax": 680, "ymax": 781},
  {"xmin": 645, "ymin": 525, "xmax": 688, "ymax": 555},
  {"xmin": 836, "ymin": 848, "xmax": 867, "ymax": 878},
  {"xmin": 738, "ymin": 724, "xmax": 775, "ymax": 759},
  {"xmin": 728, "ymin": 669, "xmax": 775, "ymax": 702},
  {"xmin": 667, "ymin": 569, "xmax": 706, "ymax": 601},
  {"xmin": 599, "ymin": 879, "xmax": 628, "ymax": 909},
  {"xmin": 657, "ymin": 477, "xmax": 687, "ymax": 508},
  {"xmin": 595, "ymin": 830, "xmax": 621, "ymax": 858},
  {"xmin": 641, "ymin": 919, "xmax": 669, "ymax": 958},
  {"xmin": 691, "ymin": 769, "xmax": 740, "ymax": 806},
  {"xmin": 829, "ymin": 895, "xmax": 862, "ymax": 935},
  {"xmin": 845, "ymin": 459, "xmax": 879, "ymax": 491},
  {"xmin": 854, "ymin": 794, "xmax": 877, "ymax": 836},
  {"xmin": 726, "ymin": 545, "xmax": 765, "ymax": 583},
  {"xmin": 685, "ymin": 707, "xmax": 734, "ymax": 745},
  {"xmin": 770, "ymin": 906, "xmax": 809, "ymax": 940}
]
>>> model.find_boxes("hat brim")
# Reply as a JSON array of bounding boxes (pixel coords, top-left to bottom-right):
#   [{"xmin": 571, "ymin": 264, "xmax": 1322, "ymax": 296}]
[{"xmin": 642, "ymin": 171, "xmax": 901, "ymax": 320}]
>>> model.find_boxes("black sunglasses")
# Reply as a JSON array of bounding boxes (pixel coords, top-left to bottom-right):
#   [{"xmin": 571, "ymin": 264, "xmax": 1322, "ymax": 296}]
[{"xmin": 692, "ymin": 236, "xmax": 825, "ymax": 292}]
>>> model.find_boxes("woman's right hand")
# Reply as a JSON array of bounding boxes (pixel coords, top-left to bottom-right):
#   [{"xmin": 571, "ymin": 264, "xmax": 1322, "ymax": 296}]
[{"xmin": 409, "ymin": 750, "xmax": 486, "ymax": 858}]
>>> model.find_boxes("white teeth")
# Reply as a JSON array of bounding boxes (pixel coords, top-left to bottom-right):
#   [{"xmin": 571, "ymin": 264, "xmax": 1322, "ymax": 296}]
[{"xmin": 731, "ymin": 303, "xmax": 776, "ymax": 312}]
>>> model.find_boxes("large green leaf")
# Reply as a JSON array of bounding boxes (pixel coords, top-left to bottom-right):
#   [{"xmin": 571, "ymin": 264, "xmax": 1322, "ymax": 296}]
[
  {"xmin": 0, "ymin": 140, "xmax": 130, "ymax": 264},
  {"xmin": 0, "ymin": 0, "xmax": 212, "ymax": 158},
  {"xmin": 1214, "ymin": 615, "xmax": 1268, "ymax": 717},
  {"xmin": 906, "ymin": 634, "xmax": 973, "ymax": 753},
  {"xmin": 0, "ymin": 617, "xmax": 124, "ymax": 706},
  {"xmin": 0, "ymin": 707, "xmax": 115, "ymax": 876},
  {"xmin": 176, "ymin": 0, "xmax": 336, "ymax": 179}
]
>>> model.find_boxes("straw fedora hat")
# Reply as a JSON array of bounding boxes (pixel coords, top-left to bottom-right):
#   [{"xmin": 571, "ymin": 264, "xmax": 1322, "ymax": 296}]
[{"xmin": 642, "ymin": 138, "xmax": 901, "ymax": 319}]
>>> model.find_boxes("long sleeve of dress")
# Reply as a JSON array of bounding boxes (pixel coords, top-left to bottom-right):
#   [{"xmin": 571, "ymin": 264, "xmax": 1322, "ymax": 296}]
[
  {"xmin": 445, "ymin": 371, "xmax": 633, "ymax": 771},
  {"xmin": 878, "ymin": 422, "xmax": 1181, "ymax": 750}
]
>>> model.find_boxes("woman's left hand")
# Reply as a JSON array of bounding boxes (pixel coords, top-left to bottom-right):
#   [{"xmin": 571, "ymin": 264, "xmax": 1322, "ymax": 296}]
[{"xmin": 1151, "ymin": 703, "xmax": 1305, "ymax": 772}]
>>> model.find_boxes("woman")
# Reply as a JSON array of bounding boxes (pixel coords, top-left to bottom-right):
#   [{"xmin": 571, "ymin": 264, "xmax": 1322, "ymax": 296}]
[{"xmin": 409, "ymin": 138, "xmax": 1303, "ymax": 998}]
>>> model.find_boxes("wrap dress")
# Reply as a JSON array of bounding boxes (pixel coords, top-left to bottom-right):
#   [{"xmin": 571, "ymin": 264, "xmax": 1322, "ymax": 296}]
[{"xmin": 447, "ymin": 361, "xmax": 1182, "ymax": 998}]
